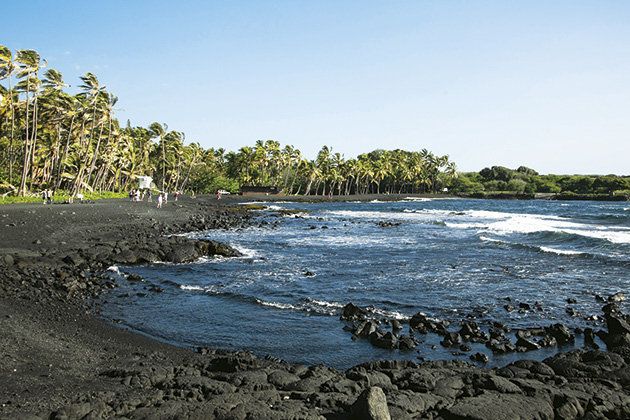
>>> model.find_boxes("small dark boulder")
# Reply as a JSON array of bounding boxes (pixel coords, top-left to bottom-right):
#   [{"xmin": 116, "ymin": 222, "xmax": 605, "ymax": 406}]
[
  {"xmin": 486, "ymin": 339, "xmax": 516, "ymax": 354},
  {"xmin": 126, "ymin": 273, "xmax": 143, "ymax": 282},
  {"xmin": 377, "ymin": 221, "xmax": 401, "ymax": 228},
  {"xmin": 606, "ymin": 315, "xmax": 630, "ymax": 336},
  {"xmin": 398, "ymin": 335, "xmax": 416, "ymax": 351},
  {"xmin": 537, "ymin": 336, "xmax": 557, "ymax": 348},
  {"xmin": 459, "ymin": 321, "xmax": 488, "ymax": 342},
  {"xmin": 200, "ymin": 240, "xmax": 242, "ymax": 258},
  {"xmin": 584, "ymin": 328, "xmax": 599, "ymax": 349},
  {"xmin": 356, "ymin": 320, "xmax": 379, "ymax": 338},
  {"xmin": 441, "ymin": 332, "xmax": 462, "ymax": 348},
  {"xmin": 516, "ymin": 336, "xmax": 541, "ymax": 351},
  {"xmin": 390, "ymin": 319, "xmax": 402, "ymax": 332},
  {"xmin": 602, "ymin": 303, "xmax": 620, "ymax": 315},
  {"xmin": 409, "ymin": 312, "xmax": 448, "ymax": 335},
  {"xmin": 148, "ymin": 285, "xmax": 163, "ymax": 293},
  {"xmin": 370, "ymin": 331, "xmax": 398, "ymax": 349},
  {"xmin": 566, "ymin": 307, "xmax": 579, "ymax": 317},
  {"xmin": 341, "ymin": 303, "xmax": 368, "ymax": 321},
  {"xmin": 470, "ymin": 352, "xmax": 489, "ymax": 363},
  {"xmin": 545, "ymin": 323, "xmax": 574, "ymax": 345}
]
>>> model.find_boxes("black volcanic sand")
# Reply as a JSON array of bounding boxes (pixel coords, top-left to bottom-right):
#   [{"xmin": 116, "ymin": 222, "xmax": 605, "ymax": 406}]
[{"xmin": 0, "ymin": 195, "xmax": 629, "ymax": 419}]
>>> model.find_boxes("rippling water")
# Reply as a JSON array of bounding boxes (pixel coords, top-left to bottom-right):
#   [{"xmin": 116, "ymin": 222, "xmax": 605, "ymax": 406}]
[{"xmin": 102, "ymin": 198, "xmax": 630, "ymax": 369}]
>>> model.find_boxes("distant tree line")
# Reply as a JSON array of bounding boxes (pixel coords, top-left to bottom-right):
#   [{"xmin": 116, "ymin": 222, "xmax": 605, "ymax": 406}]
[
  {"xmin": 451, "ymin": 165, "xmax": 630, "ymax": 197},
  {"xmin": 0, "ymin": 45, "xmax": 457, "ymax": 197},
  {"xmin": 190, "ymin": 142, "xmax": 458, "ymax": 195}
]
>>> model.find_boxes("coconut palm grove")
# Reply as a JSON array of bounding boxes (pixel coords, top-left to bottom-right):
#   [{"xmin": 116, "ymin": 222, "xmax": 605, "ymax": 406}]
[
  {"xmin": 1, "ymin": 45, "xmax": 628, "ymax": 200},
  {"xmin": 0, "ymin": 45, "xmax": 459, "ymax": 199}
]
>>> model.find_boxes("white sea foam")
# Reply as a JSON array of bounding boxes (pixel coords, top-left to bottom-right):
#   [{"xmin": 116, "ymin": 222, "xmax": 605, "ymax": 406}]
[
  {"xmin": 326, "ymin": 209, "xmax": 452, "ymax": 221},
  {"xmin": 323, "ymin": 206, "xmax": 630, "ymax": 244},
  {"xmin": 539, "ymin": 246, "xmax": 584, "ymax": 256},
  {"xmin": 403, "ymin": 209, "xmax": 456, "ymax": 216},
  {"xmin": 255, "ymin": 298, "xmax": 341, "ymax": 315},
  {"xmin": 560, "ymin": 228, "xmax": 630, "ymax": 244},
  {"xmin": 107, "ymin": 265, "xmax": 121, "ymax": 274},
  {"xmin": 180, "ymin": 284, "xmax": 205, "ymax": 291},
  {"xmin": 257, "ymin": 298, "xmax": 405, "ymax": 318},
  {"xmin": 448, "ymin": 211, "xmax": 630, "ymax": 244},
  {"xmin": 307, "ymin": 298, "xmax": 344, "ymax": 309},
  {"xmin": 288, "ymin": 234, "xmax": 405, "ymax": 247},
  {"xmin": 465, "ymin": 209, "xmax": 565, "ymax": 221},
  {"xmin": 256, "ymin": 299, "xmax": 297, "ymax": 310},
  {"xmin": 368, "ymin": 307, "xmax": 407, "ymax": 320},
  {"xmin": 232, "ymin": 245, "xmax": 259, "ymax": 258},
  {"xmin": 479, "ymin": 236, "xmax": 504, "ymax": 243},
  {"xmin": 480, "ymin": 235, "xmax": 588, "ymax": 256},
  {"xmin": 403, "ymin": 197, "xmax": 433, "ymax": 202}
]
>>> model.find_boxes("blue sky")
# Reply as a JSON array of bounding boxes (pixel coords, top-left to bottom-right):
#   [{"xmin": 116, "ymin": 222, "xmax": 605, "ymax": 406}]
[{"xmin": 3, "ymin": 1, "xmax": 629, "ymax": 174}]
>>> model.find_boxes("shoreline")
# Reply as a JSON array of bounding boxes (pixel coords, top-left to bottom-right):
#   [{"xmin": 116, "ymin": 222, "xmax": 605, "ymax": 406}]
[{"xmin": 1, "ymin": 195, "xmax": 629, "ymax": 419}]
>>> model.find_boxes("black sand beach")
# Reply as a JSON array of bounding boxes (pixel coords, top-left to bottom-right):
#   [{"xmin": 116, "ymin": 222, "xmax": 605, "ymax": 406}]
[{"xmin": 1, "ymin": 196, "xmax": 629, "ymax": 419}]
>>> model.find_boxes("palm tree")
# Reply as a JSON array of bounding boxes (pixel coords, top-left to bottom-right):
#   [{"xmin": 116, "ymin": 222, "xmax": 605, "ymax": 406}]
[
  {"xmin": 15, "ymin": 49, "xmax": 45, "ymax": 195},
  {"xmin": 0, "ymin": 46, "xmax": 17, "ymax": 186},
  {"xmin": 149, "ymin": 122, "xmax": 168, "ymax": 190},
  {"xmin": 1, "ymin": 44, "xmax": 466, "ymax": 199}
]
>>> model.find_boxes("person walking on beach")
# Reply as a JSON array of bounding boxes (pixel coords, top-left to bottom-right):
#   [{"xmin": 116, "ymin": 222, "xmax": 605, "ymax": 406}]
[
  {"xmin": 147, "ymin": 190, "xmax": 152, "ymax": 202},
  {"xmin": 164, "ymin": 191, "xmax": 168, "ymax": 204},
  {"xmin": 216, "ymin": 189, "xmax": 222, "ymax": 200},
  {"xmin": 157, "ymin": 193, "xmax": 163, "ymax": 208}
]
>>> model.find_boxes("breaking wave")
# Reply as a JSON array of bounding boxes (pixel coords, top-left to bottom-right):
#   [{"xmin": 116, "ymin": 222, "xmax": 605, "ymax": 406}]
[{"xmin": 447, "ymin": 211, "xmax": 630, "ymax": 245}]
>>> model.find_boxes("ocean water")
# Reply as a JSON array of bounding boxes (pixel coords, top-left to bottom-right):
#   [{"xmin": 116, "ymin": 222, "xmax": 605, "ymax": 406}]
[{"xmin": 102, "ymin": 198, "xmax": 630, "ymax": 369}]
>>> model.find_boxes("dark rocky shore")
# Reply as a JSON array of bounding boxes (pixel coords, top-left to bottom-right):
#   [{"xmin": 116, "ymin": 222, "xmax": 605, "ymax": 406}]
[{"xmin": 1, "ymin": 195, "xmax": 629, "ymax": 419}]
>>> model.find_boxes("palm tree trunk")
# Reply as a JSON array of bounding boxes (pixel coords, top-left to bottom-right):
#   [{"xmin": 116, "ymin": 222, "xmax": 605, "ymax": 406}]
[
  {"xmin": 304, "ymin": 177, "xmax": 314, "ymax": 196},
  {"xmin": 86, "ymin": 121, "xmax": 105, "ymax": 186},
  {"xmin": 19, "ymin": 77, "xmax": 32, "ymax": 196},
  {"xmin": 161, "ymin": 137, "xmax": 166, "ymax": 191},
  {"xmin": 28, "ymin": 96, "xmax": 39, "ymax": 189},
  {"xmin": 55, "ymin": 116, "xmax": 74, "ymax": 190},
  {"xmin": 8, "ymin": 78, "xmax": 15, "ymax": 186}
]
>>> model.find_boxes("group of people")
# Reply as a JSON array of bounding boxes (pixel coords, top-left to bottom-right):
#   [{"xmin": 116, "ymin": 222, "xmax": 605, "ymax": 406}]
[
  {"xmin": 41, "ymin": 189, "xmax": 85, "ymax": 204},
  {"xmin": 129, "ymin": 188, "xmax": 152, "ymax": 202},
  {"xmin": 156, "ymin": 191, "xmax": 168, "ymax": 208},
  {"xmin": 41, "ymin": 189, "xmax": 54, "ymax": 204},
  {"xmin": 128, "ymin": 188, "xmax": 185, "ymax": 208}
]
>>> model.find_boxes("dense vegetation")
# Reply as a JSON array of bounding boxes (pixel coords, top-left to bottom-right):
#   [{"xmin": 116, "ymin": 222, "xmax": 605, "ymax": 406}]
[
  {"xmin": 1, "ymin": 46, "xmax": 627, "ymax": 200},
  {"xmin": 451, "ymin": 166, "xmax": 630, "ymax": 197},
  {"xmin": 0, "ymin": 45, "xmax": 457, "ymax": 198}
]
